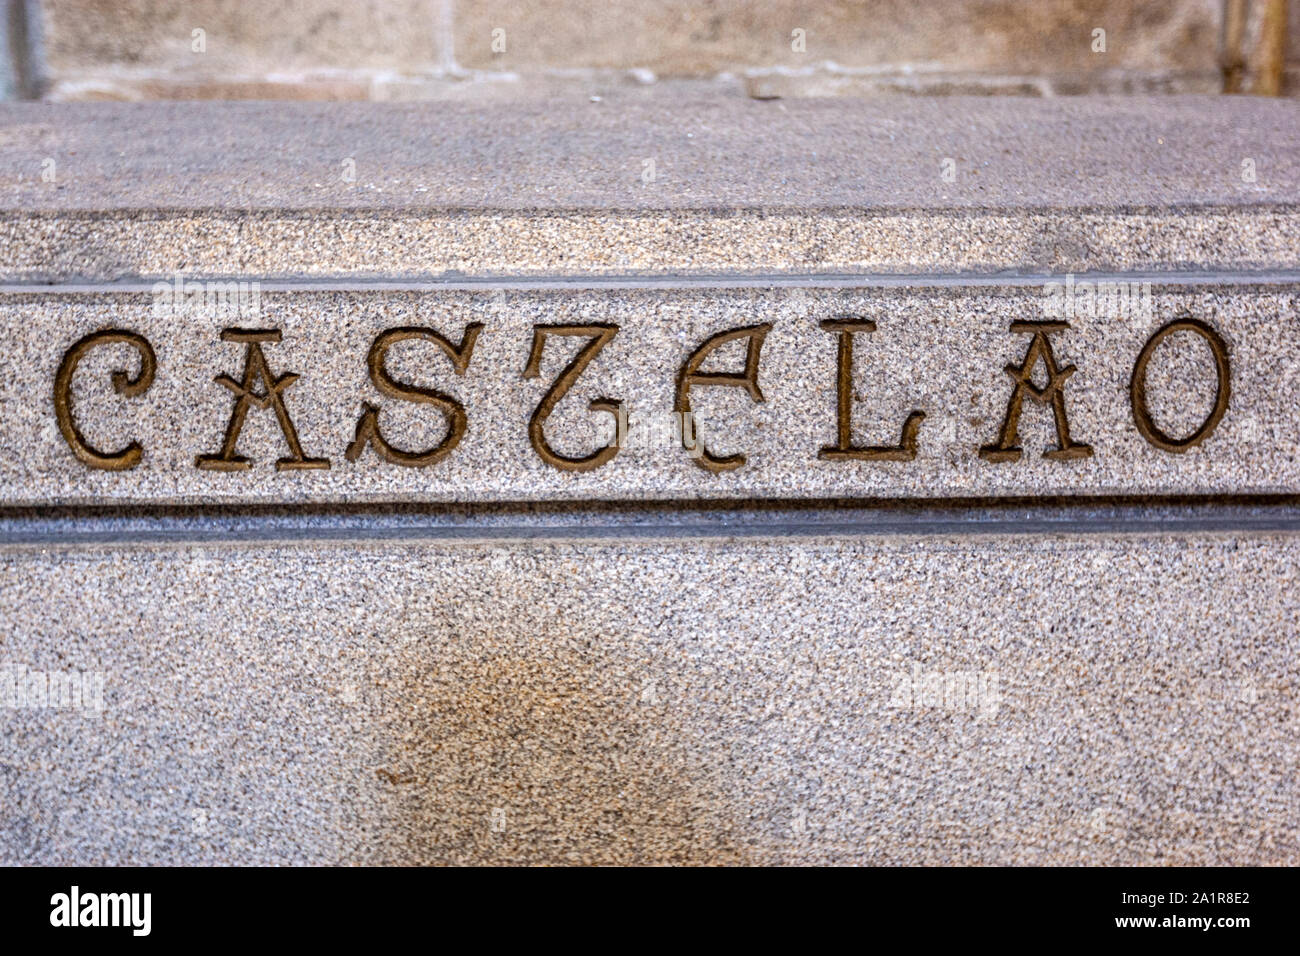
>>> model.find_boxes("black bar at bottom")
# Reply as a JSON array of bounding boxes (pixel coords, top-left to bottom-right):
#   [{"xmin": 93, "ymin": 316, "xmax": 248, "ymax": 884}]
[{"xmin": 0, "ymin": 866, "xmax": 1284, "ymax": 944}]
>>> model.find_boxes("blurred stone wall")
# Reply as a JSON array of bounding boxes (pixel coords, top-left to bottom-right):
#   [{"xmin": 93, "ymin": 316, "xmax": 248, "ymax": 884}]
[{"xmin": 0, "ymin": 0, "xmax": 1293, "ymax": 101}]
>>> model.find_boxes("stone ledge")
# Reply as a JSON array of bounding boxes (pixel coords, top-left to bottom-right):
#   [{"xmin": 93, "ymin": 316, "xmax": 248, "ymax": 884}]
[
  {"xmin": 0, "ymin": 98, "xmax": 1295, "ymax": 279},
  {"xmin": 0, "ymin": 98, "xmax": 1294, "ymax": 212},
  {"xmin": 7, "ymin": 279, "xmax": 1298, "ymax": 506}
]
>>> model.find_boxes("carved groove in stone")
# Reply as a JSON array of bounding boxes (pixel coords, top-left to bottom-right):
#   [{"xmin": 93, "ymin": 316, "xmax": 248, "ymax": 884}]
[
  {"xmin": 522, "ymin": 323, "xmax": 624, "ymax": 472},
  {"xmin": 1130, "ymin": 317, "xmax": 1231, "ymax": 453},
  {"xmin": 675, "ymin": 323, "xmax": 772, "ymax": 474},
  {"xmin": 195, "ymin": 328, "xmax": 330, "ymax": 472},
  {"xmin": 979, "ymin": 321, "xmax": 1093, "ymax": 463},
  {"xmin": 817, "ymin": 318, "xmax": 925, "ymax": 462},
  {"xmin": 345, "ymin": 323, "xmax": 483, "ymax": 467},
  {"xmin": 53, "ymin": 329, "xmax": 157, "ymax": 471}
]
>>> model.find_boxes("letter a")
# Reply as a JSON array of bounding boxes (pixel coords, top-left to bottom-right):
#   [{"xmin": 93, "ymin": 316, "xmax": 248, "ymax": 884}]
[
  {"xmin": 979, "ymin": 321, "xmax": 1092, "ymax": 462},
  {"xmin": 50, "ymin": 893, "xmax": 70, "ymax": 927},
  {"xmin": 196, "ymin": 328, "xmax": 330, "ymax": 471},
  {"xmin": 676, "ymin": 323, "xmax": 771, "ymax": 473}
]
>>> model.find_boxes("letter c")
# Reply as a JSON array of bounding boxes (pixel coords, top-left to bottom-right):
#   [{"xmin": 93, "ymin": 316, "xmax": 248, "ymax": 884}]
[{"xmin": 53, "ymin": 330, "xmax": 157, "ymax": 470}]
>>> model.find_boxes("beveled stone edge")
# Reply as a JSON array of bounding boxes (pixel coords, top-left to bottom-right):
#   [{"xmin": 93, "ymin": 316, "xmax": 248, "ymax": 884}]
[
  {"xmin": 3, "ymin": 267, "xmax": 1300, "ymax": 293},
  {"xmin": 2, "ymin": 206, "xmax": 1299, "ymax": 280},
  {"xmin": 4, "ymin": 497, "xmax": 1300, "ymax": 548}
]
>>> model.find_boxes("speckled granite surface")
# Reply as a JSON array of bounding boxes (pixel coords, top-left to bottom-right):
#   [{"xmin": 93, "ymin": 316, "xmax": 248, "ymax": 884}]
[
  {"xmin": 2, "ymin": 99, "xmax": 1297, "ymax": 212},
  {"xmin": 1, "ymin": 530, "xmax": 1295, "ymax": 865},
  {"xmin": 5, "ymin": 209, "xmax": 1300, "ymax": 280},
  {"xmin": 2, "ymin": 98, "xmax": 1298, "ymax": 867}
]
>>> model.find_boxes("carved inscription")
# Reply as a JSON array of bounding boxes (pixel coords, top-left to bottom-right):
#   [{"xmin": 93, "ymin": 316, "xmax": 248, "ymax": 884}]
[
  {"xmin": 522, "ymin": 324, "xmax": 624, "ymax": 472},
  {"xmin": 346, "ymin": 323, "xmax": 483, "ymax": 467},
  {"xmin": 675, "ymin": 323, "xmax": 771, "ymax": 474},
  {"xmin": 195, "ymin": 328, "xmax": 330, "ymax": 471},
  {"xmin": 1130, "ymin": 318, "xmax": 1230, "ymax": 453},
  {"xmin": 818, "ymin": 319, "xmax": 925, "ymax": 462},
  {"xmin": 979, "ymin": 321, "xmax": 1093, "ymax": 462},
  {"xmin": 53, "ymin": 329, "xmax": 157, "ymax": 471},
  {"xmin": 50, "ymin": 314, "xmax": 1237, "ymax": 477}
]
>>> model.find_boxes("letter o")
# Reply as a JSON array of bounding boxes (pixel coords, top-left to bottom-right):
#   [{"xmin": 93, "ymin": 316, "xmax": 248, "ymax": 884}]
[{"xmin": 1129, "ymin": 318, "xmax": 1230, "ymax": 453}]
